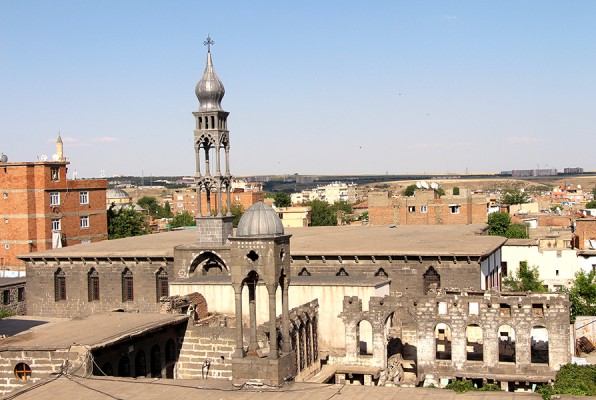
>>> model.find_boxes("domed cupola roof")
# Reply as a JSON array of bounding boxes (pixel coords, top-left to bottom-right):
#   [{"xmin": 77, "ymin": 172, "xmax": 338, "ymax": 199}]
[
  {"xmin": 236, "ymin": 202, "xmax": 284, "ymax": 238},
  {"xmin": 195, "ymin": 39, "xmax": 225, "ymax": 112}
]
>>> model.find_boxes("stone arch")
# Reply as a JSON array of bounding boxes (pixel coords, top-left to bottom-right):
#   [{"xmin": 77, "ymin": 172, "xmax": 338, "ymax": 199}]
[
  {"xmin": 135, "ymin": 351, "xmax": 146, "ymax": 377},
  {"xmin": 118, "ymin": 355, "xmax": 130, "ymax": 377},
  {"xmin": 498, "ymin": 325, "xmax": 516, "ymax": 363},
  {"xmin": 357, "ymin": 319, "xmax": 374, "ymax": 355},
  {"xmin": 435, "ymin": 323, "xmax": 452, "ymax": 360},
  {"xmin": 531, "ymin": 326, "xmax": 549, "ymax": 364},
  {"xmin": 189, "ymin": 251, "xmax": 228, "ymax": 276},
  {"xmin": 165, "ymin": 339, "xmax": 176, "ymax": 363},
  {"xmin": 466, "ymin": 324, "xmax": 483, "ymax": 361},
  {"xmin": 423, "ymin": 266, "xmax": 440, "ymax": 294},
  {"xmin": 150, "ymin": 344, "xmax": 162, "ymax": 378}
]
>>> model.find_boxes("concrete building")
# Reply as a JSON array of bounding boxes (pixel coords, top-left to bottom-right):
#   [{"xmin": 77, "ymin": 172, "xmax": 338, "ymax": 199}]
[
  {"xmin": 276, "ymin": 206, "xmax": 311, "ymax": 228},
  {"xmin": 0, "ymin": 278, "xmax": 26, "ymax": 316},
  {"xmin": 291, "ymin": 182, "xmax": 357, "ymax": 205},
  {"xmin": 0, "ymin": 136, "xmax": 107, "ymax": 276},
  {"xmin": 170, "ymin": 188, "xmax": 263, "ymax": 217},
  {"xmin": 368, "ymin": 190, "xmax": 488, "ymax": 226}
]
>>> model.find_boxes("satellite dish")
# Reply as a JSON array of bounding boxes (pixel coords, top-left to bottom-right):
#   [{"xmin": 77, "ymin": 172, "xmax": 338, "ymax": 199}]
[
  {"xmin": 72, "ymin": 171, "xmax": 78, "ymax": 180},
  {"xmin": 40, "ymin": 154, "xmax": 48, "ymax": 161},
  {"xmin": 0, "ymin": 153, "xmax": 7, "ymax": 163},
  {"xmin": 416, "ymin": 181, "xmax": 422, "ymax": 189},
  {"xmin": 52, "ymin": 154, "xmax": 60, "ymax": 161},
  {"xmin": 577, "ymin": 184, "xmax": 582, "ymax": 189},
  {"xmin": 421, "ymin": 181, "xmax": 429, "ymax": 189},
  {"xmin": 100, "ymin": 170, "xmax": 106, "ymax": 178},
  {"xmin": 431, "ymin": 182, "xmax": 439, "ymax": 190}
]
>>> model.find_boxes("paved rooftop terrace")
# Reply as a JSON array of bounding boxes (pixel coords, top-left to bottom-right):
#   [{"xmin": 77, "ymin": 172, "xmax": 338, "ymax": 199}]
[{"xmin": 22, "ymin": 224, "xmax": 505, "ymax": 260}]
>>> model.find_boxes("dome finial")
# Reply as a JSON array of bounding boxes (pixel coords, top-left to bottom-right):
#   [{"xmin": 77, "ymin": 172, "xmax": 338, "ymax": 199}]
[
  {"xmin": 203, "ymin": 34, "xmax": 214, "ymax": 53},
  {"xmin": 195, "ymin": 34, "xmax": 225, "ymax": 111}
]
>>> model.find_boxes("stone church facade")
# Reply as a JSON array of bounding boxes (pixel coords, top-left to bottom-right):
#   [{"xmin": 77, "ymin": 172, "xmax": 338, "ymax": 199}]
[{"xmin": 17, "ymin": 40, "xmax": 571, "ymax": 392}]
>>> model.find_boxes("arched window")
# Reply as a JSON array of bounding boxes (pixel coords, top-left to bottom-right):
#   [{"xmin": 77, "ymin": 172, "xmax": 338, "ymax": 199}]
[
  {"xmin": 135, "ymin": 351, "xmax": 146, "ymax": 377},
  {"xmin": 54, "ymin": 268, "xmax": 66, "ymax": 301},
  {"xmin": 531, "ymin": 326, "xmax": 549, "ymax": 364},
  {"xmin": 357, "ymin": 320, "xmax": 373, "ymax": 355},
  {"xmin": 88, "ymin": 268, "xmax": 100, "ymax": 301},
  {"xmin": 498, "ymin": 325, "xmax": 516, "ymax": 363},
  {"xmin": 118, "ymin": 356, "xmax": 130, "ymax": 377},
  {"xmin": 423, "ymin": 266, "xmax": 440, "ymax": 294},
  {"xmin": 435, "ymin": 323, "xmax": 452, "ymax": 360},
  {"xmin": 466, "ymin": 324, "xmax": 483, "ymax": 361},
  {"xmin": 156, "ymin": 268, "xmax": 169, "ymax": 301},
  {"xmin": 151, "ymin": 345, "xmax": 162, "ymax": 378},
  {"xmin": 122, "ymin": 268, "xmax": 134, "ymax": 302}
]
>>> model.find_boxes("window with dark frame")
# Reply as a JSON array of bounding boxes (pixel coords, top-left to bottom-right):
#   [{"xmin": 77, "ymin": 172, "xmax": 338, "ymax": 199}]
[
  {"xmin": 156, "ymin": 269, "xmax": 169, "ymax": 301},
  {"xmin": 14, "ymin": 363, "xmax": 32, "ymax": 381},
  {"xmin": 122, "ymin": 268, "xmax": 134, "ymax": 302},
  {"xmin": 17, "ymin": 287, "xmax": 25, "ymax": 302},
  {"xmin": 50, "ymin": 167, "xmax": 60, "ymax": 181},
  {"xmin": 88, "ymin": 268, "xmax": 100, "ymax": 301},
  {"xmin": 54, "ymin": 268, "xmax": 66, "ymax": 301},
  {"xmin": 2, "ymin": 290, "xmax": 9, "ymax": 305}
]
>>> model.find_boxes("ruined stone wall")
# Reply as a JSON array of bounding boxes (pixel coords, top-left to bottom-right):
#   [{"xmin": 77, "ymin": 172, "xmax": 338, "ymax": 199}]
[
  {"xmin": 336, "ymin": 290, "xmax": 570, "ymax": 386},
  {"xmin": 176, "ymin": 325, "xmax": 235, "ymax": 380},
  {"xmin": 0, "ymin": 279, "xmax": 26, "ymax": 315},
  {"xmin": 25, "ymin": 259, "xmax": 175, "ymax": 318},
  {"xmin": 0, "ymin": 349, "xmax": 73, "ymax": 395},
  {"xmin": 290, "ymin": 255, "xmax": 481, "ymax": 296}
]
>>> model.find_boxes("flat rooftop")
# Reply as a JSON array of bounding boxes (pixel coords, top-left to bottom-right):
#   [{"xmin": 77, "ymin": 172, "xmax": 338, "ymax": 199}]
[
  {"xmin": 6, "ymin": 374, "xmax": 541, "ymax": 400},
  {"xmin": 0, "ymin": 312, "xmax": 188, "ymax": 351},
  {"xmin": 21, "ymin": 224, "xmax": 505, "ymax": 260}
]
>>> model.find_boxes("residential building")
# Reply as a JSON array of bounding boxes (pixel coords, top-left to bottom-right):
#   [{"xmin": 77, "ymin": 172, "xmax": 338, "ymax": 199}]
[
  {"xmin": 276, "ymin": 206, "xmax": 311, "ymax": 227},
  {"xmin": 0, "ymin": 136, "xmax": 107, "ymax": 276},
  {"xmin": 292, "ymin": 182, "xmax": 357, "ymax": 205},
  {"xmin": 368, "ymin": 189, "xmax": 488, "ymax": 226},
  {"xmin": 170, "ymin": 188, "xmax": 263, "ymax": 217}
]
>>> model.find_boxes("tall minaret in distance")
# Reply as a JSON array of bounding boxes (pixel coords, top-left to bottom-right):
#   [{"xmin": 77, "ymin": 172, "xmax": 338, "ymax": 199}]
[
  {"xmin": 56, "ymin": 132, "xmax": 65, "ymax": 161},
  {"xmin": 193, "ymin": 36, "xmax": 234, "ymax": 245}
]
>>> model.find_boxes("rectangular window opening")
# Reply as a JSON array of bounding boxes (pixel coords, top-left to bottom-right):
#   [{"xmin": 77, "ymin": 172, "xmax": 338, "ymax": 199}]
[{"xmin": 79, "ymin": 191, "xmax": 89, "ymax": 205}]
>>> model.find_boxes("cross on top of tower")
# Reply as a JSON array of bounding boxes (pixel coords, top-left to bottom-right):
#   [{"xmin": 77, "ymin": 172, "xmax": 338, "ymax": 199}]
[{"xmin": 203, "ymin": 35, "xmax": 214, "ymax": 52}]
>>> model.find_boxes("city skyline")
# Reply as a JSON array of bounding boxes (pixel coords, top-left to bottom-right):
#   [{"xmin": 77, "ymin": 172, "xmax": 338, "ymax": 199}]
[{"xmin": 1, "ymin": 1, "xmax": 595, "ymax": 178}]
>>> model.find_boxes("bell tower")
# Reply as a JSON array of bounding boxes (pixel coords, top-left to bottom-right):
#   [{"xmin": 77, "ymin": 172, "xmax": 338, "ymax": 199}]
[{"xmin": 193, "ymin": 36, "xmax": 234, "ymax": 245}]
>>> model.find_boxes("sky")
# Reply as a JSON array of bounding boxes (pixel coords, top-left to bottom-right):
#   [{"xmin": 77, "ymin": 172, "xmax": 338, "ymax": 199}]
[{"xmin": 1, "ymin": 1, "xmax": 595, "ymax": 179}]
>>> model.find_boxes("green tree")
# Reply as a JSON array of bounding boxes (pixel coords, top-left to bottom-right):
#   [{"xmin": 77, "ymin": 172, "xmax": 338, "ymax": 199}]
[
  {"xmin": 500, "ymin": 189, "xmax": 531, "ymax": 205},
  {"xmin": 538, "ymin": 364, "xmax": 596, "ymax": 399},
  {"xmin": 163, "ymin": 201, "xmax": 173, "ymax": 218},
  {"xmin": 503, "ymin": 261, "xmax": 546, "ymax": 292},
  {"xmin": 505, "ymin": 223, "xmax": 529, "ymax": 239},
  {"xmin": 452, "ymin": 186, "xmax": 460, "ymax": 196},
  {"xmin": 437, "ymin": 187, "xmax": 445, "ymax": 197},
  {"xmin": 171, "ymin": 211, "xmax": 195, "ymax": 228},
  {"xmin": 488, "ymin": 211, "xmax": 511, "ymax": 236},
  {"xmin": 306, "ymin": 199, "xmax": 337, "ymax": 226},
  {"xmin": 107, "ymin": 204, "xmax": 150, "ymax": 239},
  {"xmin": 403, "ymin": 184, "xmax": 417, "ymax": 197},
  {"xmin": 273, "ymin": 192, "xmax": 291, "ymax": 208},
  {"xmin": 586, "ymin": 200, "xmax": 596, "ymax": 208},
  {"xmin": 137, "ymin": 196, "xmax": 168, "ymax": 217},
  {"xmin": 230, "ymin": 203, "xmax": 244, "ymax": 228},
  {"xmin": 566, "ymin": 270, "xmax": 596, "ymax": 320},
  {"xmin": 330, "ymin": 200, "xmax": 353, "ymax": 225}
]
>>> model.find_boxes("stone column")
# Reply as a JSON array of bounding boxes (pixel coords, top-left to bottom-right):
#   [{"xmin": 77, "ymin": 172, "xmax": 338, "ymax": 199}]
[
  {"xmin": 215, "ymin": 143, "xmax": 222, "ymax": 176},
  {"xmin": 226, "ymin": 184, "xmax": 233, "ymax": 216},
  {"xmin": 205, "ymin": 188, "xmax": 212, "ymax": 216},
  {"xmin": 196, "ymin": 187, "xmax": 203, "ymax": 218},
  {"xmin": 225, "ymin": 145, "xmax": 230, "ymax": 176},
  {"xmin": 281, "ymin": 279, "xmax": 292, "ymax": 352},
  {"xmin": 204, "ymin": 147, "xmax": 211, "ymax": 177},
  {"xmin": 248, "ymin": 282, "xmax": 259, "ymax": 354},
  {"xmin": 216, "ymin": 183, "xmax": 223, "ymax": 217},
  {"xmin": 268, "ymin": 284, "xmax": 279, "ymax": 359},
  {"xmin": 233, "ymin": 285, "xmax": 245, "ymax": 358}
]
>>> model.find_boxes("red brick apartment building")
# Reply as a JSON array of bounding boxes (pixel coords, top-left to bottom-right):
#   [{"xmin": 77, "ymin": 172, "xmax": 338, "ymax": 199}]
[
  {"xmin": 170, "ymin": 188, "xmax": 263, "ymax": 217},
  {"xmin": 368, "ymin": 190, "xmax": 488, "ymax": 226},
  {"xmin": 0, "ymin": 160, "xmax": 107, "ymax": 275}
]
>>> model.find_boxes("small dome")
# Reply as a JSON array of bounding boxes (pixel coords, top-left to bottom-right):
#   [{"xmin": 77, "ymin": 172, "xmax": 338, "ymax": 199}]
[
  {"xmin": 107, "ymin": 188, "xmax": 131, "ymax": 199},
  {"xmin": 195, "ymin": 50, "xmax": 225, "ymax": 112},
  {"xmin": 236, "ymin": 202, "xmax": 284, "ymax": 238}
]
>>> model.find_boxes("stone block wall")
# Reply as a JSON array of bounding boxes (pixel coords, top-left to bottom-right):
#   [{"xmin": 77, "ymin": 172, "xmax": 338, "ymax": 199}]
[
  {"xmin": 0, "ymin": 279, "xmax": 26, "ymax": 315},
  {"xmin": 0, "ymin": 349, "xmax": 72, "ymax": 395},
  {"xmin": 25, "ymin": 258, "xmax": 175, "ymax": 317},
  {"xmin": 335, "ymin": 290, "xmax": 571, "ymax": 387},
  {"xmin": 176, "ymin": 325, "xmax": 235, "ymax": 380},
  {"xmin": 290, "ymin": 255, "xmax": 481, "ymax": 296}
]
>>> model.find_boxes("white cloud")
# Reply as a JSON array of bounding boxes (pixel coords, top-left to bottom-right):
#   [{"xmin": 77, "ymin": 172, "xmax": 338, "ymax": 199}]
[
  {"xmin": 92, "ymin": 136, "xmax": 119, "ymax": 143},
  {"xmin": 505, "ymin": 136, "xmax": 540, "ymax": 144},
  {"xmin": 415, "ymin": 142, "xmax": 444, "ymax": 149}
]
